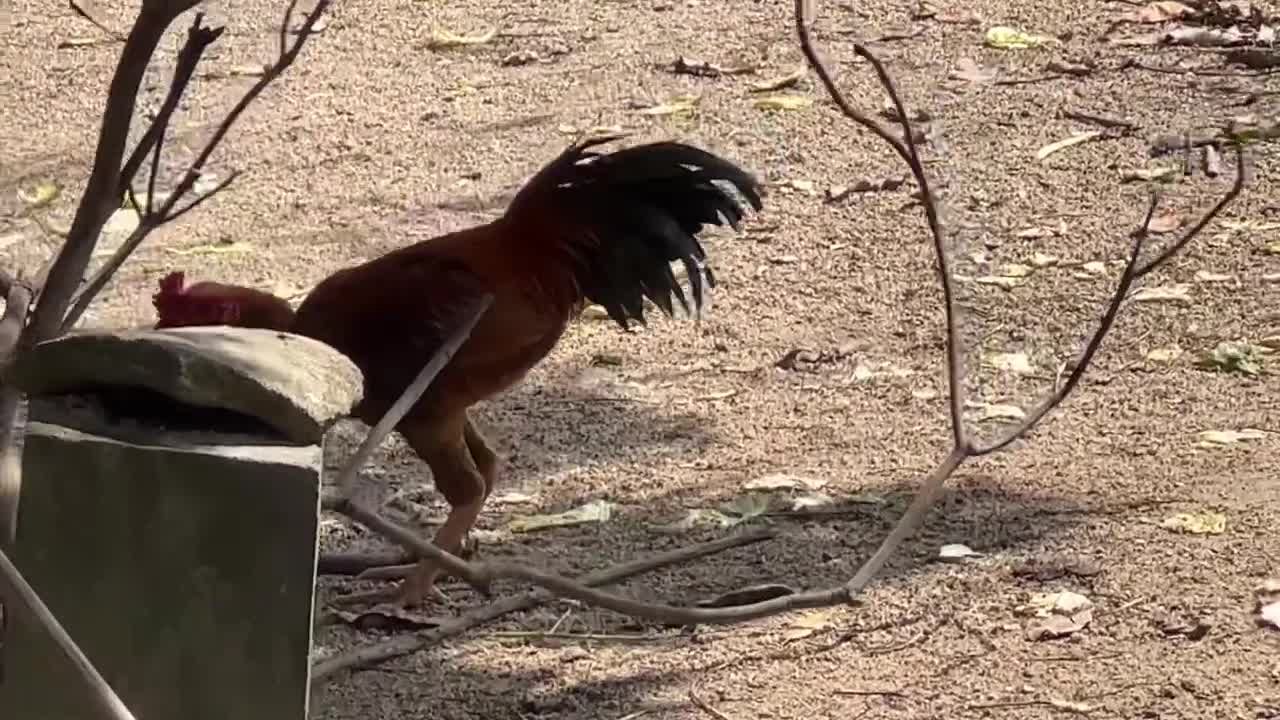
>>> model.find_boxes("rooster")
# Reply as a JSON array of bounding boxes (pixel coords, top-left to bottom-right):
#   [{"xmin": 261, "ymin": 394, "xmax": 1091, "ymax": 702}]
[{"xmin": 152, "ymin": 136, "xmax": 764, "ymax": 606}]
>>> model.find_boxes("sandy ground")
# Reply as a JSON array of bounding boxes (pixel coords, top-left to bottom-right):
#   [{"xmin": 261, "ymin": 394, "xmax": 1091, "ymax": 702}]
[{"xmin": 3, "ymin": 0, "xmax": 1280, "ymax": 718}]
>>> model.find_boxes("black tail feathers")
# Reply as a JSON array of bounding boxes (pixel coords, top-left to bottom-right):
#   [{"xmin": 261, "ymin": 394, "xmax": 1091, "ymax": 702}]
[{"xmin": 507, "ymin": 136, "xmax": 763, "ymax": 329}]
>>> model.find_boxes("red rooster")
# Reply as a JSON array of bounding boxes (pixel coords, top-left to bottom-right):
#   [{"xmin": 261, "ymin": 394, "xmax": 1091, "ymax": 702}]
[{"xmin": 152, "ymin": 136, "xmax": 763, "ymax": 606}]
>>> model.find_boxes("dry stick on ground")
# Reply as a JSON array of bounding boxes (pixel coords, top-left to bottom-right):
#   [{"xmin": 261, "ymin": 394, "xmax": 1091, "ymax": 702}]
[
  {"xmin": 311, "ymin": 528, "xmax": 776, "ymax": 679},
  {"xmin": 314, "ymin": 0, "xmax": 1249, "ymax": 638}
]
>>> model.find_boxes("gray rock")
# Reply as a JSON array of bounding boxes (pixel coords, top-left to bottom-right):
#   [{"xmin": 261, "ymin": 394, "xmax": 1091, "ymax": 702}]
[{"xmin": 11, "ymin": 327, "xmax": 364, "ymax": 445}]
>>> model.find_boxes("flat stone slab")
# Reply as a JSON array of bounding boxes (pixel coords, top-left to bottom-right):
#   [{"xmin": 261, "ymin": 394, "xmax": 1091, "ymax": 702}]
[{"xmin": 10, "ymin": 327, "xmax": 363, "ymax": 445}]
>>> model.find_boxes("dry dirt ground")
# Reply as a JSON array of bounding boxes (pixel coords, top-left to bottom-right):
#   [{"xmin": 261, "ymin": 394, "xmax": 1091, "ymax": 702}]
[{"xmin": 3, "ymin": 0, "xmax": 1280, "ymax": 718}]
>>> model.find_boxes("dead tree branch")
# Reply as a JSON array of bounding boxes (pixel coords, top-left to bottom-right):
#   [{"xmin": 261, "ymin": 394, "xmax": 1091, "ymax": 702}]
[
  {"xmin": 0, "ymin": 546, "xmax": 135, "ymax": 720},
  {"xmin": 312, "ymin": 528, "xmax": 777, "ymax": 679},
  {"xmin": 63, "ymin": 0, "xmax": 332, "ymax": 331},
  {"xmin": 318, "ymin": 0, "xmax": 1248, "ymax": 647}
]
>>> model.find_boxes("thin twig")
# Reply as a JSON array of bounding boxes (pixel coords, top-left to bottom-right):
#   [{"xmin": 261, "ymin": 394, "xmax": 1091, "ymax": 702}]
[
  {"xmin": 0, "ymin": 546, "xmax": 135, "ymax": 720},
  {"xmin": 68, "ymin": 0, "xmax": 126, "ymax": 42},
  {"xmin": 61, "ymin": 0, "xmax": 333, "ymax": 333},
  {"xmin": 311, "ymin": 528, "xmax": 776, "ymax": 679}
]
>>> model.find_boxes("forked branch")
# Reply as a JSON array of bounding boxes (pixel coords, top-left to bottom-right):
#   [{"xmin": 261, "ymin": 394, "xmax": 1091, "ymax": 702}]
[
  {"xmin": 62, "ymin": 0, "xmax": 332, "ymax": 332},
  {"xmin": 315, "ymin": 0, "xmax": 1248, "ymax": 676}
]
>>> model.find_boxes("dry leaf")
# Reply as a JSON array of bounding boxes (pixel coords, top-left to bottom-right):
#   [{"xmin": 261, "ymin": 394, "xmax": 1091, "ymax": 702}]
[
  {"xmin": 985, "ymin": 26, "xmax": 1057, "ymax": 49},
  {"xmin": 998, "ymin": 263, "xmax": 1035, "ymax": 278},
  {"xmin": 939, "ymin": 543, "xmax": 983, "ymax": 562},
  {"xmin": 749, "ymin": 67, "xmax": 805, "ymax": 92},
  {"xmin": 427, "ymin": 27, "xmax": 498, "ymax": 49},
  {"xmin": 1147, "ymin": 212, "xmax": 1183, "ymax": 233},
  {"xmin": 17, "ymin": 181, "xmax": 60, "ymax": 209},
  {"xmin": 753, "ymin": 95, "xmax": 813, "ymax": 111},
  {"xmin": 1132, "ymin": 285, "xmax": 1191, "ymax": 305},
  {"xmin": 1194, "ymin": 270, "xmax": 1234, "ymax": 283},
  {"xmin": 1160, "ymin": 510, "xmax": 1226, "ymax": 534},
  {"xmin": 1122, "ymin": 1, "xmax": 1197, "ymax": 23},
  {"xmin": 1029, "ymin": 252, "xmax": 1060, "ymax": 268},
  {"xmin": 1196, "ymin": 428, "xmax": 1267, "ymax": 447},
  {"xmin": 637, "ymin": 94, "xmax": 700, "ymax": 116},
  {"xmin": 508, "ymin": 499, "xmax": 615, "ymax": 533},
  {"xmin": 1036, "ymin": 131, "xmax": 1104, "ymax": 161},
  {"xmin": 1145, "ymin": 346, "xmax": 1183, "ymax": 363},
  {"xmin": 974, "ymin": 275, "xmax": 1025, "ymax": 290},
  {"xmin": 1122, "ymin": 165, "xmax": 1180, "ymax": 183},
  {"xmin": 782, "ymin": 609, "xmax": 837, "ymax": 641},
  {"xmin": 1194, "ymin": 340, "xmax": 1264, "ymax": 375},
  {"xmin": 975, "ymin": 403, "xmax": 1026, "ymax": 421}
]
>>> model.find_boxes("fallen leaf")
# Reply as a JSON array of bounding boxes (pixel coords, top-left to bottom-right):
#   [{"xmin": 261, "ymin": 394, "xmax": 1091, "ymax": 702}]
[
  {"xmin": 752, "ymin": 94, "xmax": 813, "ymax": 111},
  {"xmin": 984, "ymin": 351, "xmax": 1035, "ymax": 375},
  {"xmin": 1122, "ymin": 0, "xmax": 1197, "ymax": 23},
  {"xmin": 1037, "ymin": 131, "xmax": 1104, "ymax": 161},
  {"xmin": 1147, "ymin": 212, "xmax": 1183, "ymax": 234},
  {"xmin": 1132, "ymin": 285, "xmax": 1191, "ymax": 305},
  {"xmin": 1080, "ymin": 260, "xmax": 1108, "ymax": 276},
  {"xmin": 782, "ymin": 608, "xmax": 838, "ymax": 641},
  {"xmin": 1259, "ymin": 601, "xmax": 1280, "ymax": 630},
  {"xmin": 1145, "ymin": 346, "xmax": 1183, "ymax": 363},
  {"xmin": 1016, "ymin": 226, "xmax": 1057, "ymax": 239},
  {"xmin": 974, "ymin": 275, "xmax": 1024, "ymax": 290},
  {"xmin": 427, "ymin": 27, "xmax": 498, "ymax": 49},
  {"xmin": 745, "ymin": 473, "xmax": 826, "ymax": 491},
  {"xmin": 1163, "ymin": 25, "xmax": 1244, "ymax": 47},
  {"xmin": 998, "ymin": 263, "xmax": 1036, "ymax": 278},
  {"xmin": 1194, "ymin": 340, "xmax": 1264, "ymax": 375},
  {"xmin": 636, "ymin": 94, "xmax": 700, "ymax": 116},
  {"xmin": 1196, "ymin": 428, "xmax": 1268, "ymax": 447},
  {"xmin": 939, "ymin": 543, "xmax": 983, "ymax": 562},
  {"xmin": 1027, "ymin": 252, "xmax": 1059, "ymax": 269},
  {"xmin": 1194, "ymin": 270, "xmax": 1234, "ymax": 283},
  {"xmin": 1021, "ymin": 591, "xmax": 1094, "ymax": 640},
  {"xmin": 1160, "ymin": 510, "xmax": 1226, "ymax": 535},
  {"xmin": 17, "ymin": 181, "xmax": 60, "ymax": 209},
  {"xmin": 975, "ymin": 403, "xmax": 1026, "ymax": 421},
  {"xmin": 985, "ymin": 26, "xmax": 1057, "ymax": 49},
  {"xmin": 581, "ymin": 304, "xmax": 611, "ymax": 320},
  {"xmin": 1122, "ymin": 165, "xmax": 1181, "ymax": 183},
  {"xmin": 507, "ymin": 499, "xmax": 615, "ymax": 533},
  {"xmin": 791, "ymin": 492, "xmax": 835, "ymax": 511},
  {"xmin": 749, "ymin": 67, "xmax": 805, "ymax": 92}
]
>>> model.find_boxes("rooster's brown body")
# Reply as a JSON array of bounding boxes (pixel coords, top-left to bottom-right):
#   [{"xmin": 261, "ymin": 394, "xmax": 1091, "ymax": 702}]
[{"xmin": 154, "ymin": 137, "xmax": 763, "ymax": 605}]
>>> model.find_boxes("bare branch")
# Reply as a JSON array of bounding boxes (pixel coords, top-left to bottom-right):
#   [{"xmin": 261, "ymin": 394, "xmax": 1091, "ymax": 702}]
[
  {"xmin": 1134, "ymin": 149, "xmax": 1249, "ymax": 278},
  {"xmin": 793, "ymin": 4, "xmax": 965, "ymax": 446},
  {"xmin": 117, "ymin": 14, "xmax": 223, "ymax": 199},
  {"xmin": 0, "ymin": 546, "xmax": 135, "ymax": 720},
  {"xmin": 68, "ymin": 0, "xmax": 126, "ymax": 42},
  {"xmin": 23, "ymin": 3, "xmax": 186, "ymax": 347},
  {"xmin": 312, "ymin": 528, "xmax": 777, "ymax": 679},
  {"xmin": 61, "ymin": 0, "xmax": 333, "ymax": 332},
  {"xmin": 160, "ymin": 170, "xmax": 242, "ymax": 223}
]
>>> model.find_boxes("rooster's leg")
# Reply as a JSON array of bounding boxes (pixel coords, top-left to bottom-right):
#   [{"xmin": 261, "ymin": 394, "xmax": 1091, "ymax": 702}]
[{"xmin": 393, "ymin": 415, "xmax": 496, "ymax": 607}]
